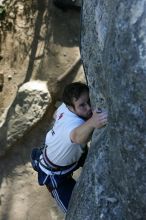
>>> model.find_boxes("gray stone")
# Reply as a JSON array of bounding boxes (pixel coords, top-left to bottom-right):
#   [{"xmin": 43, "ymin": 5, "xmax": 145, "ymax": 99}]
[
  {"xmin": 66, "ymin": 0, "xmax": 146, "ymax": 219},
  {"xmin": 0, "ymin": 80, "xmax": 51, "ymax": 156}
]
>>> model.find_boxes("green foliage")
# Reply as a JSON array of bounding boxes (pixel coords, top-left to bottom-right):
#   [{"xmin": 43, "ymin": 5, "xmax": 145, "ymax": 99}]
[{"xmin": 0, "ymin": 5, "xmax": 6, "ymax": 20}]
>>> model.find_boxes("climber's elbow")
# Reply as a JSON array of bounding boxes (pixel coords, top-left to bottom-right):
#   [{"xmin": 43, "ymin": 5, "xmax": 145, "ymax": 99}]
[{"xmin": 70, "ymin": 129, "xmax": 88, "ymax": 145}]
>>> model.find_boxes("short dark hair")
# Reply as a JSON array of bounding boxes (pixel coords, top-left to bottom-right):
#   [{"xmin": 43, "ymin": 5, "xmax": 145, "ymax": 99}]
[{"xmin": 62, "ymin": 82, "xmax": 89, "ymax": 107}]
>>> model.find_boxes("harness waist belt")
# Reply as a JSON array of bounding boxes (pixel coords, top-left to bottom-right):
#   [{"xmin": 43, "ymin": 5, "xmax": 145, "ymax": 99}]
[{"xmin": 43, "ymin": 148, "xmax": 76, "ymax": 171}]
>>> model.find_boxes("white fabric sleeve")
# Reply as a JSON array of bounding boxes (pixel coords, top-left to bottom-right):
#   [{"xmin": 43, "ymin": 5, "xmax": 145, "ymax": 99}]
[{"xmin": 64, "ymin": 118, "xmax": 85, "ymax": 144}]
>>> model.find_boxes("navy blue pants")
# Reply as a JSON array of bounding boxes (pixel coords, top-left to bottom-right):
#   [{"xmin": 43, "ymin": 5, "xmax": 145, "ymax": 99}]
[
  {"xmin": 38, "ymin": 170, "xmax": 76, "ymax": 213},
  {"xmin": 37, "ymin": 149, "xmax": 88, "ymax": 213}
]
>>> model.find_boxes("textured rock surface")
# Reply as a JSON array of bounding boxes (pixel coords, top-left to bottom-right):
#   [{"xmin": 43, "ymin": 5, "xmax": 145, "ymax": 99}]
[
  {"xmin": 66, "ymin": 0, "xmax": 146, "ymax": 219},
  {"xmin": 0, "ymin": 80, "xmax": 51, "ymax": 156}
]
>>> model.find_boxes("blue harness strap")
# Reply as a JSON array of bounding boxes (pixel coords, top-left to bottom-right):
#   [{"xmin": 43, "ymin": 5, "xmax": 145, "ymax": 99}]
[{"xmin": 31, "ymin": 148, "xmax": 42, "ymax": 171}]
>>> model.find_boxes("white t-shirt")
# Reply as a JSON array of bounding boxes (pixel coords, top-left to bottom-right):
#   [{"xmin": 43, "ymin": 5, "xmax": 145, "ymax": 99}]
[{"xmin": 45, "ymin": 103, "xmax": 85, "ymax": 166}]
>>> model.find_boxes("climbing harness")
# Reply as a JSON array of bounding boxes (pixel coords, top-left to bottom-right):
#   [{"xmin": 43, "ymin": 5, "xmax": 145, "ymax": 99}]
[{"xmin": 30, "ymin": 144, "xmax": 76, "ymax": 172}]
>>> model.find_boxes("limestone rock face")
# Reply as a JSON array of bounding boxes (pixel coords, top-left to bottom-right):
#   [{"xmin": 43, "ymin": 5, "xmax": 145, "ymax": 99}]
[
  {"xmin": 0, "ymin": 81, "xmax": 51, "ymax": 156},
  {"xmin": 66, "ymin": 0, "xmax": 146, "ymax": 219}
]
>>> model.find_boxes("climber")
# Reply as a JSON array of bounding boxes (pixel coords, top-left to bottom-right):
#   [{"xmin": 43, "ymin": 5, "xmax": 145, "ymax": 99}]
[{"xmin": 32, "ymin": 82, "xmax": 108, "ymax": 213}]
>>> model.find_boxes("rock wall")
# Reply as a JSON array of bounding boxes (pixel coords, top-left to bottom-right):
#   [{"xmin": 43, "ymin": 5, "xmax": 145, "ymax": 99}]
[
  {"xmin": 0, "ymin": 80, "xmax": 51, "ymax": 156},
  {"xmin": 66, "ymin": 0, "xmax": 146, "ymax": 219}
]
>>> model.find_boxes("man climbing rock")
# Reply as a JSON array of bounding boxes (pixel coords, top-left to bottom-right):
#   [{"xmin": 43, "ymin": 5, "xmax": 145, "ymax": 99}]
[{"xmin": 32, "ymin": 82, "xmax": 108, "ymax": 213}]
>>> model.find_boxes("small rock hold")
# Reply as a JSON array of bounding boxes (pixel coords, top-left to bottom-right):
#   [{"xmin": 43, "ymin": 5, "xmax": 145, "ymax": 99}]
[
  {"xmin": 8, "ymin": 75, "xmax": 12, "ymax": 80},
  {"xmin": 100, "ymin": 213, "xmax": 104, "ymax": 219},
  {"xmin": 106, "ymin": 197, "xmax": 117, "ymax": 203},
  {"xmin": 18, "ymin": 4, "xmax": 24, "ymax": 11},
  {"xmin": 9, "ymin": 12, "xmax": 16, "ymax": 19}
]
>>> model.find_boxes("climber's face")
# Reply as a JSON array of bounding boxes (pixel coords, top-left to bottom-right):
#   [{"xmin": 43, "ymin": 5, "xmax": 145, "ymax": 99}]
[{"xmin": 70, "ymin": 92, "xmax": 92, "ymax": 120}]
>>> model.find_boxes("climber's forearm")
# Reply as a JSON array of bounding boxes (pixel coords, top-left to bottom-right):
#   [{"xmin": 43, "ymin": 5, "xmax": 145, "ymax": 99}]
[
  {"xmin": 70, "ymin": 119, "xmax": 94, "ymax": 145},
  {"xmin": 70, "ymin": 111, "xmax": 108, "ymax": 145}
]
